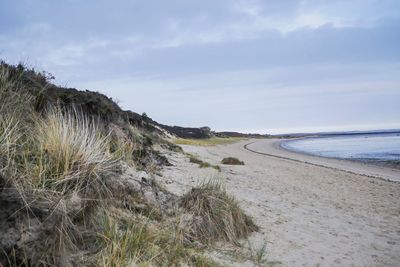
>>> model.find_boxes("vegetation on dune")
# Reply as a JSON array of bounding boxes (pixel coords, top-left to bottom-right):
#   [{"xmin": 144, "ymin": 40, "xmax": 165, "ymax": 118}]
[
  {"xmin": 221, "ymin": 157, "xmax": 245, "ymax": 165},
  {"xmin": 174, "ymin": 137, "xmax": 244, "ymax": 146},
  {"xmin": 188, "ymin": 154, "xmax": 221, "ymax": 171},
  {"xmin": 34, "ymin": 108, "xmax": 115, "ymax": 193},
  {"xmin": 0, "ymin": 83, "xmax": 116, "ymax": 264},
  {"xmin": 180, "ymin": 180, "xmax": 258, "ymax": 244},
  {"xmin": 98, "ymin": 213, "xmax": 222, "ymax": 267},
  {"xmin": 0, "ymin": 61, "xmax": 260, "ymax": 266}
]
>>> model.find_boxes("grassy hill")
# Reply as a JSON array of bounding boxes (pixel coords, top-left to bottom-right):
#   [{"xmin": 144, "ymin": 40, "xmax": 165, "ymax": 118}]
[{"xmin": 0, "ymin": 61, "xmax": 258, "ymax": 266}]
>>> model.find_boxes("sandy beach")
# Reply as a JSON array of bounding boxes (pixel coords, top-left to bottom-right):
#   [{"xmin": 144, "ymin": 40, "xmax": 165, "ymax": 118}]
[{"xmin": 160, "ymin": 138, "xmax": 400, "ymax": 266}]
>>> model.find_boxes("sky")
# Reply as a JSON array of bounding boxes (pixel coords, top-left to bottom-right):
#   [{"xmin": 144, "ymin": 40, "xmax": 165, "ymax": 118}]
[{"xmin": 1, "ymin": 0, "xmax": 400, "ymax": 134}]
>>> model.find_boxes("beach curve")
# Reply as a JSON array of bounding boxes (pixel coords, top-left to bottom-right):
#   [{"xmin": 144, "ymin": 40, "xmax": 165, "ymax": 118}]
[
  {"xmin": 244, "ymin": 139, "xmax": 400, "ymax": 183},
  {"xmin": 161, "ymin": 139, "xmax": 400, "ymax": 266}
]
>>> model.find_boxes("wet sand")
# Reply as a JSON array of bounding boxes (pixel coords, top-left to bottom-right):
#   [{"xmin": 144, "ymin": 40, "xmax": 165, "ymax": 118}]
[{"xmin": 246, "ymin": 138, "xmax": 400, "ymax": 182}]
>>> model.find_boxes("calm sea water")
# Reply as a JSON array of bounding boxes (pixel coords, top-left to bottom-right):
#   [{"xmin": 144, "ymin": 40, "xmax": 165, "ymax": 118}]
[{"xmin": 281, "ymin": 132, "xmax": 400, "ymax": 161}]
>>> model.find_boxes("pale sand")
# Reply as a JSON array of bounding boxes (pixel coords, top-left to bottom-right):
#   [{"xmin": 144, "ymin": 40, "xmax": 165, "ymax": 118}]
[{"xmin": 159, "ymin": 139, "xmax": 400, "ymax": 267}]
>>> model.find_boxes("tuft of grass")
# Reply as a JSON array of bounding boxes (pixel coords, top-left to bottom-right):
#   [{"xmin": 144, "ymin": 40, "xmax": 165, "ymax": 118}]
[
  {"xmin": 248, "ymin": 242, "xmax": 268, "ymax": 266},
  {"xmin": 174, "ymin": 137, "xmax": 244, "ymax": 146},
  {"xmin": 221, "ymin": 157, "xmax": 244, "ymax": 165},
  {"xmin": 180, "ymin": 180, "xmax": 258, "ymax": 244},
  {"xmin": 98, "ymin": 214, "xmax": 220, "ymax": 267},
  {"xmin": 190, "ymin": 254, "xmax": 223, "ymax": 267},
  {"xmin": 0, "ymin": 114, "xmax": 20, "ymax": 169},
  {"xmin": 98, "ymin": 215, "xmax": 155, "ymax": 266},
  {"xmin": 188, "ymin": 154, "xmax": 221, "ymax": 172},
  {"xmin": 31, "ymin": 108, "xmax": 116, "ymax": 194},
  {"xmin": 1, "ymin": 107, "xmax": 115, "ymax": 196},
  {"xmin": 189, "ymin": 155, "xmax": 204, "ymax": 165},
  {"xmin": 221, "ymin": 240, "xmax": 281, "ymax": 267},
  {"xmin": 247, "ymin": 241, "xmax": 282, "ymax": 267},
  {"xmin": 109, "ymin": 136, "xmax": 137, "ymax": 166}
]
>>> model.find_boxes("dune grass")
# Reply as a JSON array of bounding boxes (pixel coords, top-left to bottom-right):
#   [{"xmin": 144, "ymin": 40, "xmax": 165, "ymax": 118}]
[
  {"xmin": 0, "ymin": 105, "xmax": 224, "ymax": 265},
  {"xmin": 188, "ymin": 154, "xmax": 221, "ymax": 171},
  {"xmin": 180, "ymin": 180, "xmax": 258, "ymax": 244},
  {"xmin": 174, "ymin": 137, "xmax": 244, "ymax": 146},
  {"xmin": 0, "ymin": 95, "xmax": 117, "ymax": 264},
  {"xmin": 32, "ymin": 108, "xmax": 116, "ymax": 193},
  {"xmin": 98, "ymin": 214, "xmax": 220, "ymax": 267},
  {"xmin": 1, "ymin": 64, "xmax": 117, "ymax": 195},
  {"xmin": 0, "ymin": 115, "xmax": 20, "ymax": 166},
  {"xmin": 109, "ymin": 137, "xmax": 137, "ymax": 166},
  {"xmin": 1, "ymin": 109, "xmax": 116, "ymax": 199}
]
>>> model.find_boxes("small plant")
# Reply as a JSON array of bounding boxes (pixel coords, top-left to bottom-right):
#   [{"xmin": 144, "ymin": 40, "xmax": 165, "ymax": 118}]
[
  {"xmin": 189, "ymin": 155, "xmax": 204, "ymax": 165},
  {"xmin": 167, "ymin": 142, "xmax": 183, "ymax": 153},
  {"xmin": 248, "ymin": 242, "xmax": 268, "ymax": 266},
  {"xmin": 180, "ymin": 179, "xmax": 258, "ymax": 244},
  {"xmin": 221, "ymin": 157, "xmax": 244, "ymax": 165},
  {"xmin": 188, "ymin": 154, "xmax": 221, "ymax": 172},
  {"xmin": 212, "ymin": 165, "xmax": 221, "ymax": 171}
]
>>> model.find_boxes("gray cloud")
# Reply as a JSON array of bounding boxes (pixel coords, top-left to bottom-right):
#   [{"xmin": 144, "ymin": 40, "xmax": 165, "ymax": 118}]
[{"xmin": 1, "ymin": 0, "xmax": 399, "ymax": 133}]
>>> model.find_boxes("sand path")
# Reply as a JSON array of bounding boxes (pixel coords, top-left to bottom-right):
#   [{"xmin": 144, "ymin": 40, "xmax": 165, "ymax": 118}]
[{"xmin": 160, "ymin": 139, "xmax": 400, "ymax": 266}]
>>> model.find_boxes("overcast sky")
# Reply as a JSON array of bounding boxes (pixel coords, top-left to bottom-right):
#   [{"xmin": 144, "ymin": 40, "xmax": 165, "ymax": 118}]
[{"xmin": 1, "ymin": 0, "xmax": 399, "ymax": 134}]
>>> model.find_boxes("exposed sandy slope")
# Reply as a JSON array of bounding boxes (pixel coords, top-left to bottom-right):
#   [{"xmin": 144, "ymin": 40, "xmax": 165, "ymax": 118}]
[{"xmin": 159, "ymin": 139, "xmax": 400, "ymax": 267}]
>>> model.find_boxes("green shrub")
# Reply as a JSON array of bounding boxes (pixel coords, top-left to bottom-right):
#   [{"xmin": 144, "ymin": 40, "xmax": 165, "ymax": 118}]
[{"xmin": 221, "ymin": 157, "xmax": 244, "ymax": 165}]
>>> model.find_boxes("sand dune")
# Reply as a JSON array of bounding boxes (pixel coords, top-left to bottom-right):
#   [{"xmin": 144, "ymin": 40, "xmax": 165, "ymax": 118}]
[{"xmin": 160, "ymin": 139, "xmax": 400, "ymax": 266}]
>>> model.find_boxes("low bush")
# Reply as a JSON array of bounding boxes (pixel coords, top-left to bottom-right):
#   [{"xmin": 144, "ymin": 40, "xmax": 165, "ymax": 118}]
[{"xmin": 221, "ymin": 157, "xmax": 244, "ymax": 165}]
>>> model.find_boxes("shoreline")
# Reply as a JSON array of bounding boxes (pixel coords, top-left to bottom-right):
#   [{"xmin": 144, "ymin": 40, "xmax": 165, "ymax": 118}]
[
  {"xmin": 279, "ymin": 137, "xmax": 400, "ymax": 170},
  {"xmin": 245, "ymin": 138, "xmax": 400, "ymax": 183}
]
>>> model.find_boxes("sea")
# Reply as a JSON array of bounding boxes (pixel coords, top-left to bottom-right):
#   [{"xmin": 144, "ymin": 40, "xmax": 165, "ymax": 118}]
[{"xmin": 281, "ymin": 132, "xmax": 400, "ymax": 162}]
